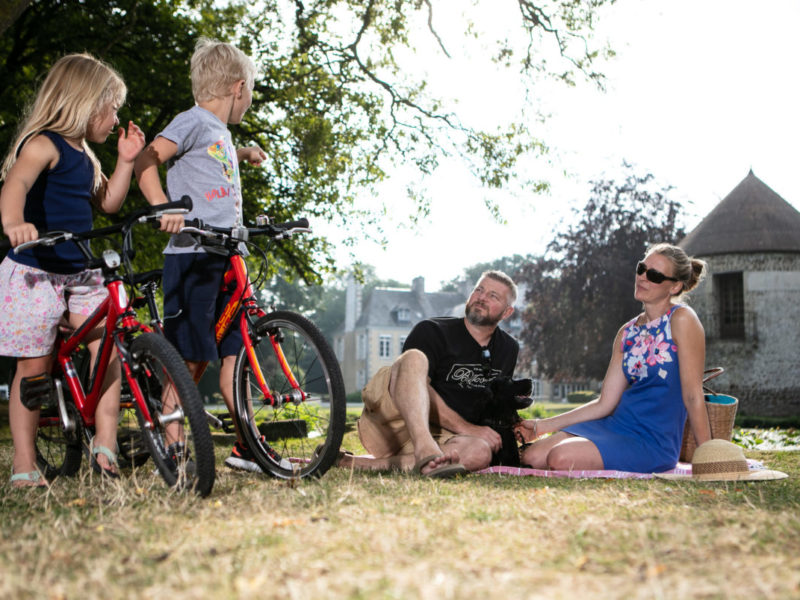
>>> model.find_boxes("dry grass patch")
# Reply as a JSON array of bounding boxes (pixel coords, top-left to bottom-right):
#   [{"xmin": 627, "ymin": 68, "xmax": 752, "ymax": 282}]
[{"xmin": 1, "ymin": 428, "xmax": 798, "ymax": 599}]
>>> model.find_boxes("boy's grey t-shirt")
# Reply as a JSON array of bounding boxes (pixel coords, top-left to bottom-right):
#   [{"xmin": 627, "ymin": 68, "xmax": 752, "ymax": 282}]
[{"xmin": 158, "ymin": 105, "xmax": 243, "ymax": 254}]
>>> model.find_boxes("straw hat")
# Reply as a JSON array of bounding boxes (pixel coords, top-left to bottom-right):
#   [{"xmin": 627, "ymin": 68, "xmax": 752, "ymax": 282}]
[{"xmin": 656, "ymin": 439, "xmax": 788, "ymax": 481}]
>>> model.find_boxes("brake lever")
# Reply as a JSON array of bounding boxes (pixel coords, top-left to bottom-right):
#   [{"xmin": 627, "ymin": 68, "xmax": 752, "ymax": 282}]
[
  {"xmin": 14, "ymin": 232, "xmax": 73, "ymax": 253},
  {"xmin": 273, "ymin": 226, "xmax": 312, "ymax": 240}
]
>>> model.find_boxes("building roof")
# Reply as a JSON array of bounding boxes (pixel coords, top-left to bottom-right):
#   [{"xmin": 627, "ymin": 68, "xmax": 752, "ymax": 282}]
[
  {"xmin": 355, "ymin": 287, "xmax": 463, "ymax": 328},
  {"xmin": 679, "ymin": 170, "xmax": 800, "ymax": 256}
]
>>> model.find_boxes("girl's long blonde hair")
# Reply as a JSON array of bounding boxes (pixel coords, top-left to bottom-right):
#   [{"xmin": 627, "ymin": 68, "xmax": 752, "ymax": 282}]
[{"xmin": 1, "ymin": 53, "xmax": 127, "ymax": 192}]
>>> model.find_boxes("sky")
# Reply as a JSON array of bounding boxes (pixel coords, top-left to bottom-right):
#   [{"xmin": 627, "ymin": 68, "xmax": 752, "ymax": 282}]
[{"xmin": 319, "ymin": 0, "xmax": 800, "ymax": 290}]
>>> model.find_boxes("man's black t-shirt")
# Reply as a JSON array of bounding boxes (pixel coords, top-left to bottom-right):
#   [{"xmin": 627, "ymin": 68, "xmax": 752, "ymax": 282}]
[{"xmin": 402, "ymin": 317, "xmax": 519, "ymax": 424}]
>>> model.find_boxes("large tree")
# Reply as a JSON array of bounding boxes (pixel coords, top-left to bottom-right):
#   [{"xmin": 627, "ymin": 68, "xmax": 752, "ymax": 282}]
[
  {"xmin": 1, "ymin": 0, "xmax": 614, "ymax": 281},
  {"xmin": 518, "ymin": 167, "xmax": 685, "ymax": 381},
  {"xmin": 442, "ymin": 253, "xmax": 539, "ymax": 293}
]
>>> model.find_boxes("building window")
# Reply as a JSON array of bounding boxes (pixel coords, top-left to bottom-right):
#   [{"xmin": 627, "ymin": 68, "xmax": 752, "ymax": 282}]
[
  {"xmin": 399, "ymin": 336, "xmax": 407, "ymax": 352},
  {"xmin": 379, "ymin": 335, "xmax": 391, "ymax": 358},
  {"xmin": 357, "ymin": 334, "xmax": 366, "ymax": 359},
  {"xmin": 716, "ymin": 272, "xmax": 744, "ymax": 339},
  {"xmin": 334, "ymin": 337, "xmax": 344, "ymax": 361},
  {"xmin": 396, "ymin": 308, "xmax": 411, "ymax": 323}
]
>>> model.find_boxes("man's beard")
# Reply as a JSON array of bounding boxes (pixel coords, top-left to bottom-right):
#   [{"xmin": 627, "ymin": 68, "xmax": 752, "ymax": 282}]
[{"xmin": 465, "ymin": 301, "xmax": 504, "ymax": 327}]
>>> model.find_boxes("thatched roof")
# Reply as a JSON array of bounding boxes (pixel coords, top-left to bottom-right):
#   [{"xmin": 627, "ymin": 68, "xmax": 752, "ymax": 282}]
[{"xmin": 679, "ymin": 171, "xmax": 800, "ymax": 256}]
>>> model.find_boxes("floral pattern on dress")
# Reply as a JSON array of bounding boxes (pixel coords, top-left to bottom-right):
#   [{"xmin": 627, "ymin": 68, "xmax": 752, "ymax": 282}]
[
  {"xmin": 0, "ymin": 258, "xmax": 106, "ymax": 356},
  {"xmin": 622, "ymin": 306, "xmax": 680, "ymax": 382}
]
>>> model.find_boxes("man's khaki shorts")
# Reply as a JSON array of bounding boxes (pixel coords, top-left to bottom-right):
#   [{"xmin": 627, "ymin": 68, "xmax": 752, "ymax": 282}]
[{"xmin": 357, "ymin": 366, "xmax": 457, "ymax": 458}]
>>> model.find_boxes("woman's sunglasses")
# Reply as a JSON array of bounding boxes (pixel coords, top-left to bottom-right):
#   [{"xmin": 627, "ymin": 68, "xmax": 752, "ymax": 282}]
[{"xmin": 636, "ymin": 261, "xmax": 679, "ymax": 284}]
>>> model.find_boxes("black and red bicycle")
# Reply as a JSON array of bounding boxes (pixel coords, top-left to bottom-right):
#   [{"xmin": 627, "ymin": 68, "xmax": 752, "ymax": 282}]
[{"xmin": 8, "ymin": 199, "xmax": 215, "ymax": 496}]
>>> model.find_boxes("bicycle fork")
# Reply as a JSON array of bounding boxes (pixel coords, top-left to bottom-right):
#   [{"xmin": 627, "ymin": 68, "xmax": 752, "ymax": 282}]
[{"xmin": 242, "ymin": 315, "xmax": 306, "ymax": 407}]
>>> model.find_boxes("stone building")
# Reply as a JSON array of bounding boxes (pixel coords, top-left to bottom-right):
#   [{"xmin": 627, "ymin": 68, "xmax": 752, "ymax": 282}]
[{"xmin": 679, "ymin": 171, "xmax": 800, "ymax": 416}]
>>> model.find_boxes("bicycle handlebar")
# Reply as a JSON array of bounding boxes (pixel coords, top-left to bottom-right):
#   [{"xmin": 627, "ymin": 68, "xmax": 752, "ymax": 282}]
[
  {"xmin": 9, "ymin": 196, "xmax": 193, "ymax": 254},
  {"xmin": 180, "ymin": 216, "xmax": 311, "ymax": 243}
]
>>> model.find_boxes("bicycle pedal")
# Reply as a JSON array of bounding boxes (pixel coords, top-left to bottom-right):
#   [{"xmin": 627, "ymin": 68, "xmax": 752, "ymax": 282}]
[
  {"xmin": 19, "ymin": 373, "xmax": 55, "ymax": 411},
  {"xmin": 218, "ymin": 413, "xmax": 235, "ymax": 433}
]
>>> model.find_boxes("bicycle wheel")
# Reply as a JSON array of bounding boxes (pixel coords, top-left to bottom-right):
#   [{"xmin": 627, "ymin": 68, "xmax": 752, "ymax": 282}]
[
  {"xmin": 127, "ymin": 333, "xmax": 215, "ymax": 496},
  {"xmin": 116, "ymin": 383, "xmax": 151, "ymax": 469},
  {"xmin": 15, "ymin": 353, "xmax": 85, "ymax": 480},
  {"xmin": 232, "ymin": 310, "xmax": 346, "ymax": 479},
  {"xmin": 35, "ymin": 388, "xmax": 84, "ymax": 480}
]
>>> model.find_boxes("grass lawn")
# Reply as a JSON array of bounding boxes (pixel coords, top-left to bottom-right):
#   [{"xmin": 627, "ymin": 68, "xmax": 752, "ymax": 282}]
[{"xmin": 1, "ymin": 407, "xmax": 798, "ymax": 599}]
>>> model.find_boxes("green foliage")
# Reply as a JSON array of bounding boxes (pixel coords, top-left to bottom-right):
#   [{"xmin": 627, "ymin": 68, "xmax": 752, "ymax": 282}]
[
  {"xmin": 346, "ymin": 390, "xmax": 363, "ymax": 404},
  {"xmin": 518, "ymin": 165, "xmax": 686, "ymax": 379},
  {"xmin": 567, "ymin": 390, "xmax": 596, "ymax": 403},
  {"xmin": 733, "ymin": 427, "xmax": 800, "ymax": 450},
  {"xmin": 1, "ymin": 0, "xmax": 614, "ymax": 281},
  {"xmin": 441, "ymin": 254, "xmax": 539, "ymax": 293},
  {"xmin": 518, "ymin": 403, "xmax": 548, "ymax": 419}
]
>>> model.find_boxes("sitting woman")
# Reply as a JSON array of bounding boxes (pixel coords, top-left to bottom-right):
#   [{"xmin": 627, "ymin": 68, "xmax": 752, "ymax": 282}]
[{"xmin": 516, "ymin": 243, "xmax": 712, "ymax": 473}]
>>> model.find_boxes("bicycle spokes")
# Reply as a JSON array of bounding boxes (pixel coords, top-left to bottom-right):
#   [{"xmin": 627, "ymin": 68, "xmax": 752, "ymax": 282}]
[{"xmin": 233, "ymin": 312, "xmax": 345, "ymax": 479}]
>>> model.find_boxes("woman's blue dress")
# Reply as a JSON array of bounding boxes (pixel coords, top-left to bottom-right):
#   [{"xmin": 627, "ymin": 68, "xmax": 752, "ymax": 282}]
[{"xmin": 562, "ymin": 304, "xmax": 688, "ymax": 472}]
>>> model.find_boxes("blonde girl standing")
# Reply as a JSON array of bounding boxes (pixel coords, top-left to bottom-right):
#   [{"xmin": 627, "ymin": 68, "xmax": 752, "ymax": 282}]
[{"xmin": 0, "ymin": 53, "xmax": 145, "ymax": 487}]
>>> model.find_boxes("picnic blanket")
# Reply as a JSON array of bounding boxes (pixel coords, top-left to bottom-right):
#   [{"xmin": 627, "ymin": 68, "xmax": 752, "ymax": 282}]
[{"xmin": 475, "ymin": 459, "xmax": 767, "ymax": 479}]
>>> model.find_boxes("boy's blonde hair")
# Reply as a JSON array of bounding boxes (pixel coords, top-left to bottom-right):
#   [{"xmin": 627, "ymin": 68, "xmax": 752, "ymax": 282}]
[
  {"xmin": 191, "ymin": 38, "xmax": 256, "ymax": 103},
  {"xmin": 1, "ymin": 53, "xmax": 127, "ymax": 192}
]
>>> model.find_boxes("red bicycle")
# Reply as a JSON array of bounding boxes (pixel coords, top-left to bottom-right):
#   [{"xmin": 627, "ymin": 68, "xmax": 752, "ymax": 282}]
[
  {"xmin": 167, "ymin": 214, "xmax": 347, "ymax": 479},
  {"xmin": 9, "ymin": 199, "xmax": 215, "ymax": 496}
]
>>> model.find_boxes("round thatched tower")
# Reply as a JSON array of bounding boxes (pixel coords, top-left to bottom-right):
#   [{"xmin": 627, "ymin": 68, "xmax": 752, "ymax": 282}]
[{"xmin": 679, "ymin": 171, "xmax": 800, "ymax": 416}]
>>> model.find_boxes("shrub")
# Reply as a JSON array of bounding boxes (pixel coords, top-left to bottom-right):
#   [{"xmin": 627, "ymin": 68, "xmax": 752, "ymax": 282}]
[
  {"xmin": 567, "ymin": 390, "xmax": 596, "ymax": 404},
  {"xmin": 735, "ymin": 414, "xmax": 800, "ymax": 429}
]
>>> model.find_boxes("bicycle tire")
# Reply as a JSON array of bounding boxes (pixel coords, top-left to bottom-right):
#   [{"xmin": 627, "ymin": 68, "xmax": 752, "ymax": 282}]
[
  {"xmin": 127, "ymin": 333, "xmax": 215, "ymax": 496},
  {"xmin": 13, "ymin": 354, "xmax": 86, "ymax": 480},
  {"xmin": 232, "ymin": 310, "xmax": 346, "ymax": 479},
  {"xmin": 116, "ymin": 387, "xmax": 152, "ymax": 469},
  {"xmin": 35, "ymin": 394, "xmax": 84, "ymax": 480}
]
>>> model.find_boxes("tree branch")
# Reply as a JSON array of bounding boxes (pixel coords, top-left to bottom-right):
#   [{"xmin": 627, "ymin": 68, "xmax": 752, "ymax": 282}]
[{"xmin": 422, "ymin": 0, "xmax": 450, "ymax": 58}]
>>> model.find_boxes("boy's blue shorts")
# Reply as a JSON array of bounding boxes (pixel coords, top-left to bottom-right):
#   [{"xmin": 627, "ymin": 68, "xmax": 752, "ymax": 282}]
[{"xmin": 162, "ymin": 252, "xmax": 244, "ymax": 362}]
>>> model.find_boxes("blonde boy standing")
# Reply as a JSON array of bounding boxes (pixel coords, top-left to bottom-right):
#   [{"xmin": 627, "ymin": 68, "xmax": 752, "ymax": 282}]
[{"xmin": 135, "ymin": 38, "xmax": 267, "ymax": 471}]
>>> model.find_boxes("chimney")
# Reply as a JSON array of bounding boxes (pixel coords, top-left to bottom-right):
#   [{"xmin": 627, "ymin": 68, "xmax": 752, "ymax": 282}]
[
  {"xmin": 344, "ymin": 275, "xmax": 362, "ymax": 332},
  {"xmin": 412, "ymin": 276, "xmax": 425, "ymax": 297}
]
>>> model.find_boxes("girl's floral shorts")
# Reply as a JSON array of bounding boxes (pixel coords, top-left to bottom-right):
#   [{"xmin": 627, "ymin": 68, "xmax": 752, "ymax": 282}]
[{"xmin": 0, "ymin": 257, "xmax": 106, "ymax": 357}]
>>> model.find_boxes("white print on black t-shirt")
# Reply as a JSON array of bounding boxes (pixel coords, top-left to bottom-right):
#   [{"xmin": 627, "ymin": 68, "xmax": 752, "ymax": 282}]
[{"xmin": 447, "ymin": 364, "xmax": 503, "ymax": 390}]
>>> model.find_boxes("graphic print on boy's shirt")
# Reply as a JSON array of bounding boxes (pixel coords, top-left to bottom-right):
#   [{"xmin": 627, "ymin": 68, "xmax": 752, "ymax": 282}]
[{"xmin": 204, "ymin": 139, "xmax": 239, "ymax": 203}]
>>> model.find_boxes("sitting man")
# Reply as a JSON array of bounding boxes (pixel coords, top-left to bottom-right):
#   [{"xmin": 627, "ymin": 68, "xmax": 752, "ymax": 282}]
[{"xmin": 340, "ymin": 270, "xmax": 520, "ymax": 477}]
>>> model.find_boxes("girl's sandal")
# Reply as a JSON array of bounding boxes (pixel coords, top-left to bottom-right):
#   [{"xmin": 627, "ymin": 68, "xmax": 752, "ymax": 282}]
[
  {"xmin": 9, "ymin": 469, "xmax": 47, "ymax": 488},
  {"xmin": 91, "ymin": 444, "xmax": 120, "ymax": 479}
]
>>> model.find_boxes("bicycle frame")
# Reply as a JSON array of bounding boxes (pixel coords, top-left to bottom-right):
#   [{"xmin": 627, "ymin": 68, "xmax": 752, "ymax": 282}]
[
  {"xmin": 198, "ymin": 252, "xmax": 306, "ymax": 406},
  {"xmin": 25, "ymin": 199, "xmax": 195, "ymax": 435},
  {"xmin": 52, "ymin": 273, "xmax": 163, "ymax": 431}
]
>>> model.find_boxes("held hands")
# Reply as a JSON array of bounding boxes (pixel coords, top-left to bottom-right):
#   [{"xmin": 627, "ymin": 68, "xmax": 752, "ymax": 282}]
[
  {"xmin": 117, "ymin": 121, "xmax": 146, "ymax": 163},
  {"xmin": 238, "ymin": 145, "xmax": 266, "ymax": 166}
]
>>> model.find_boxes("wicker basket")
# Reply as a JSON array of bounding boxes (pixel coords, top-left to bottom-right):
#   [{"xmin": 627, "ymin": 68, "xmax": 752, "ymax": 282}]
[{"xmin": 679, "ymin": 393, "xmax": 739, "ymax": 462}]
